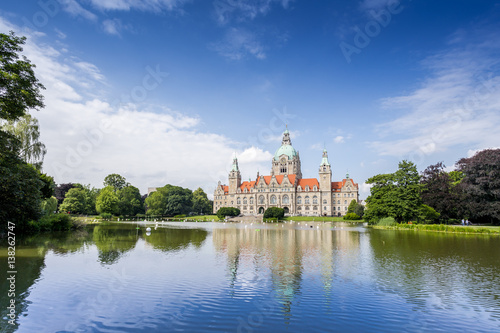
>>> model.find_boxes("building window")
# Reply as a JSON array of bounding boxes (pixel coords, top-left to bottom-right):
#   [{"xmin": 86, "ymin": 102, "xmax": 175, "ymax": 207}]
[
  {"xmin": 337, "ymin": 200, "xmax": 340, "ymax": 204},
  {"xmin": 298, "ymin": 206, "xmax": 302, "ymax": 210},
  {"xmin": 305, "ymin": 206, "xmax": 310, "ymax": 210},
  {"xmin": 344, "ymin": 200, "xmax": 347, "ymax": 204},
  {"xmin": 283, "ymin": 195, "xmax": 289, "ymax": 204},
  {"xmin": 305, "ymin": 196, "xmax": 310, "ymax": 204},
  {"xmin": 259, "ymin": 196, "xmax": 265, "ymax": 204},
  {"xmin": 313, "ymin": 196, "xmax": 318, "ymax": 204},
  {"xmin": 250, "ymin": 198, "xmax": 254, "ymax": 204},
  {"xmin": 323, "ymin": 199, "xmax": 327, "ymax": 204},
  {"xmin": 297, "ymin": 196, "xmax": 302, "ymax": 204},
  {"xmin": 313, "ymin": 206, "xmax": 318, "ymax": 210},
  {"xmin": 237, "ymin": 198, "xmax": 241, "ymax": 205},
  {"xmin": 270, "ymin": 195, "xmax": 277, "ymax": 204},
  {"xmin": 333, "ymin": 207, "xmax": 336, "ymax": 211}
]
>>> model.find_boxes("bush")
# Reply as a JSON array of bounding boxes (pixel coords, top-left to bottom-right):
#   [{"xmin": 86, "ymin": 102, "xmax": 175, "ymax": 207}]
[
  {"xmin": 377, "ymin": 217, "xmax": 397, "ymax": 226},
  {"xmin": 100, "ymin": 212, "xmax": 112, "ymax": 220},
  {"xmin": 216, "ymin": 207, "xmax": 240, "ymax": 220},
  {"xmin": 343, "ymin": 213, "xmax": 361, "ymax": 220},
  {"xmin": 174, "ymin": 214, "xmax": 186, "ymax": 218},
  {"xmin": 263, "ymin": 207, "xmax": 285, "ymax": 219},
  {"xmin": 37, "ymin": 213, "xmax": 73, "ymax": 232}
]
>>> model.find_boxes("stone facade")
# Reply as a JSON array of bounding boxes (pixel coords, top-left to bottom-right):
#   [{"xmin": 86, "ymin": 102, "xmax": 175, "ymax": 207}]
[{"xmin": 213, "ymin": 129, "xmax": 359, "ymax": 216}]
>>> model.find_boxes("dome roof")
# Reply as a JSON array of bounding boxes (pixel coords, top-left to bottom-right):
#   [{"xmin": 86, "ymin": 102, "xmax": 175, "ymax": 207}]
[{"xmin": 274, "ymin": 144, "xmax": 297, "ymax": 161}]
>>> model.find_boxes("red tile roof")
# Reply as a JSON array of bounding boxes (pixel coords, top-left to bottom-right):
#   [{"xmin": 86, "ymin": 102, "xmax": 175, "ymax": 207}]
[
  {"xmin": 332, "ymin": 179, "xmax": 358, "ymax": 190},
  {"xmin": 297, "ymin": 178, "xmax": 319, "ymax": 189}
]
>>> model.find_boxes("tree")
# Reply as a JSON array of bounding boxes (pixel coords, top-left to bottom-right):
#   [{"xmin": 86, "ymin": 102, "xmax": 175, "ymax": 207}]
[
  {"xmin": 192, "ymin": 188, "xmax": 212, "ymax": 215},
  {"xmin": 59, "ymin": 188, "xmax": 86, "ymax": 214},
  {"xmin": 38, "ymin": 170, "xmax": 55, "ymax": 199},
  {"xmin": 364, "ymin": 160, "xmax": 421, "ymax": 223},
  {"xmin": 216, "ymin": 207, "xmax": 240, "ymax": 220},
  {"xmin": 354, "ymin": 203, "xmax": 365, "ymax": 218},
  {"xmin": 2, "ymin": 114, "xmax": 46, "ymax": 169},
  {"xmin": 96, "ymin": 186, "xmax": 119, "ymax": 215},
  {"xmin": 0, "ymin": 31, "xmax": 45, "ymax": 121},
  {"xmin": 145, "ymin": 184, "xmax": 193, "ymax": 216},
  {"xmin": 117, "ymin": 185, "xmax": 143, "ymax": 216},
  {"xmin": 41, "ymin": 196, "xmax": 58, "ymax": 215},
  {"xmin": 264, "ymin": 207, "xmax": 285, "ymax": 219},
  {"xmin": 54, "ymin": 183, "xmax": 77, "ymax": 206},
  {"xmin": 420, "ymin": 162, "xmax": 460, "ymax": 221},
  {"xmin": 347, "ymin": 199, "xmax": 357, "ymax": 214},
  {"xmin": 103, "ymin": 173, "xmax": 129, "ymax": 192},
  {"xmin": 456, "ymin": 149, "xmax": 500, "ymax": 224}
]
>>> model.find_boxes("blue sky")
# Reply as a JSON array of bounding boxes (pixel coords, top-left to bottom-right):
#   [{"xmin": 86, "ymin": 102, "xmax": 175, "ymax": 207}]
[{"xmin": 1, "ymin": 0, "xmax": 499, "ymax": 199}]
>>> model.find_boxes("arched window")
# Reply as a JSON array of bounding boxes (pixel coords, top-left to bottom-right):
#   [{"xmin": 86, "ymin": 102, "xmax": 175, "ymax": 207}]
[
  {"xmin": 323, "ymin": 199, "xmax": 327, "ymax": 204},
  {"xmin": 337, "ymin": 200, "xmax": 340, "ymax": 204},
  {"xmin": 313, "ymin": 185, "xmax": 317, "ymax": 191},
  {"xmin": 259, "ymin": 195, "xmax": 265, "ymax": 204},
  {"xmin": 305, "ymin": 206, "xmax": 310, "ymax": 210},
  {"xmin": 270, "ymin": 195, "xmax": 277, "ymax": 204},
  {"xmin": 313, "ymin": 196, "xmax": 318, "ymax": 204},
  {"xmin": 250, "ymin": 197, "xmax": 254, "ymax": 204},
  {"xmin": 344, "ymin": 200, "xmax": 347, "ymax": 205},
  {"xmin": 305, "ymin": 196, "xmax": 310, "ymax": 204},
  {"xmin": 283, "ymin": 195, "xmax": 289, "ymax": 204},
  {"xmin": 305, "ymin": 186, "xmax": 310, "ymax": 191},
  {"xmin": 237, "ymin": 198, "xmax": 241, "ymax": 205},
  {"xmin": 313, "ymin": 206, "xmax": 318, "ymax": 210},
  {"xmin": 243, "ymin": 198, "xmax": 247, "ymax": 205},
  {"xmin": 297, "ymin": 196, "xmax": 302, "ymax": 204}
]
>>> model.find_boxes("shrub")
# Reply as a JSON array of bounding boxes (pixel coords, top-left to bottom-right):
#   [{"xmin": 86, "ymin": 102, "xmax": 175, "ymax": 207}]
[
  {"xmin": 38, "ymin": 213, "xmax": 73, "ymax": 231},
  {"xmin": 100, "ymin": 212, "xmax": 112, "ymax": 220},
  {"xmin": 174, "ymin": 214, "xmax": 186, "ymax": 218},
  {"xmin": 216, "ymin": 207, "xmax": 240, "ymax": 220},
  {"xmin": 264, "ymin": 207, "xmax": 285, "ymax": 219},
  {"xmin": 343, "ymin": 213, "xmax": 361, "ymax": 220},
  {"xmin": 377, "ymin": 217, "xmax": 397, "ymax": 226}
]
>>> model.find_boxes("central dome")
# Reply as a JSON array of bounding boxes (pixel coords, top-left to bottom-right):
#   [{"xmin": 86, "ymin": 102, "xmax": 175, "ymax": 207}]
[{"xmin": 274, "ymin": 144, "xmax": 297, "ymax": 161}]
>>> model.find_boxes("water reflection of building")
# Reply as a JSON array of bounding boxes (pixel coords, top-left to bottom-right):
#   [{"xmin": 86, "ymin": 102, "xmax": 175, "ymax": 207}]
[{"xmin": 213, "ymin": 224, "xmax": 361, "ymax": 314}]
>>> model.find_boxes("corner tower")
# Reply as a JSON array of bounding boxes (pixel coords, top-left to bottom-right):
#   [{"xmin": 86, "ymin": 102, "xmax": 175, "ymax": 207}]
[
  {"xmin": 271, "ymin": 128, "xmax": 302, "ymax": 179},
  {"xmin": 319, "ymin": 148, "xmax": 332, "ymax": 216},
  {"xmin": 228, "ymin": 155, "xmax": 241, "ymax": 193}
]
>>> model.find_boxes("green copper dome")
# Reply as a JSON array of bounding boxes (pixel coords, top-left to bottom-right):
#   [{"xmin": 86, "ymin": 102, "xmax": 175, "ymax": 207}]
[{"xmin": 274, "ymin": 144, "xmax": 297, "ymax": 161}]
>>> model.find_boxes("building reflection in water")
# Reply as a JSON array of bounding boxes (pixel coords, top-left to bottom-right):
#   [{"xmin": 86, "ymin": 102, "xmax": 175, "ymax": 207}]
[{"xmin": 212, "ymin": 222, "xmax": 363, "ymax": 317}]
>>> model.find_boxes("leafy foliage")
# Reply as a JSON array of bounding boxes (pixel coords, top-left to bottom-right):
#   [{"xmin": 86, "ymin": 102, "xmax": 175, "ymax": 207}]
[
  {"xmin": 456, "ymin": 149, "xmax": 500, "ymax": 224},
  {"xmin": 264, "ymin": 207, "xmax": 285, "ymax": 219},
  {"xmin": 0, "ymin": 31, "xmax": 45, "ymax": 122},
  {"xmin": 365, "ymin": 160, "xmax": 421, "ymax": 223},
  {"xmin": 41, "ymin": 196, "xmax": 58, "ymax": 215},
  {"xmin": 103, "ymin": 173, "xmax": 129, "ymax": 191},
  {"xmin": 377, "ymin": 217, "xmax": 397, "ymax": 226},
  {"xmin": 59, "ymin": 188, "xmax": 86, "ymax": 214},
  {"xmin": 117, "ymin": 185, "xmax": 143, "ymax": 216},
  {"xmin": 96, "ymin": 186, "xmax": 119, "ymax": 215},
  {"xmin": 54, "ymin": 183, "xmax": 77, "ymax": 207},
  {"xmin": 216, "ymin": 207, "xmax": 240, "ymax": 220},
  {"xmin": 145, "ymin": 184, "xmax": 193, "ymax": 216},
  {"xmin": 343, "ymin": 212, "xmax": 360, "ymax": 220},
  {"xmin": 192, "ymin": 187, "xmax": 212, "ymax": 215}
]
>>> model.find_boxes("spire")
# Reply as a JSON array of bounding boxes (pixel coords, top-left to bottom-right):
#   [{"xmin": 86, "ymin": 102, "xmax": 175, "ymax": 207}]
[
  {"xmin": 320, "ymin": 148, "xmax": 330, "ymax": 166},
  {"xmin": 282, "ymin": 127, "xmax": 292, "ymax": 145},
  {"xmin": 231, "ymin": 155, "xmax": 239, "ymax": 172},
  {"xmin": 346, "ymin": 170, "xmax": 350, "ymax": 179}
]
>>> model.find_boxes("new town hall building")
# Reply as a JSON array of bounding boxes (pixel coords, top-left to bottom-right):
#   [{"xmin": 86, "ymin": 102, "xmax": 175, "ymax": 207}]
[{"xmin": 213, "ymin": 129, "xmax": 359, "ymax": 216}]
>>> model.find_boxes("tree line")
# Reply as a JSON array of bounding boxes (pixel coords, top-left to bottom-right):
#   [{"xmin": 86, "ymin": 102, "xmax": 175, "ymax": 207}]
[{"xmin": 364, "ymin": 149, "xmax": 500, "ymax": 225}]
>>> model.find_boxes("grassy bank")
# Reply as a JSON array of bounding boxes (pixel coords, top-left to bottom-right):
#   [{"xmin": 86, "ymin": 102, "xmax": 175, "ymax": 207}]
[
  {"xmin": 373, "ymin": 223, "xmax": 500, "ymax": 234},
  {"xmin": 282, "ymin": 216, "xmax": 364, "ymax": 222}
]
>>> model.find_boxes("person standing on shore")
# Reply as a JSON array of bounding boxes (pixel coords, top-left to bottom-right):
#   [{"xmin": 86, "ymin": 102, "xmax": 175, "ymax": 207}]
[{"xmin": 462, "ymin": 219, "xmax": 465, "ymax": 226}]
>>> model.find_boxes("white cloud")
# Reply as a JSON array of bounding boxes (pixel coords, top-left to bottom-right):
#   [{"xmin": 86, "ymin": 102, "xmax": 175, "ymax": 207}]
[
  {"xmin": 58, "ymin": 0, "xmax": 98, "ymax": 21},
  {"xmin": 214, "ymin": 0, "xmax": 293, "ymax": 25},
  {"xmin": 0, "ymin": 16, "xmax": 262, "ymax": 197},
  {"xmin": 102, "ymin": 19, "xmax": 122, "ymax": 36},
  {"xmin": 88, "ymin": 0, "xmax": 190, "ymax": 12},
  {"xmin": 210, "ymin": 28, "xmax": 266, "ymax": 60},
  {"xmin": 333, "ymin": 135, "xmax": 345, "ymax": 144},
  {"xmin": 369, "ymin": 28, "xmax": 500, "ymax": 161}
]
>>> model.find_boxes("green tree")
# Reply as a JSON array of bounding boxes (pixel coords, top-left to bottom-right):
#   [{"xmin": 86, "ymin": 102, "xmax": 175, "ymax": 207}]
[
  {"xmin": 2, "ymin": 114, "xmax": 46, "ymax": 169},
  {"xmin": 347, "ymin": 199, "xmax": 357, "ymax": 214},
  {"xmin": 264, "ymin": 207, "xmax": 285, "ymax": 219},
  {"xmin": 145, "ymin": 184, "xmax": 193, "ymax": 216},
  {"xmin": 0, "ymin": 31, "xmax": 45, "ymax": 121},
  {"xmin": 103, "ymin": 173, "xmax": 129, "ymax": 192},
  {"xmin": 59, "ymin": 188, "xmax": 86, "ymax": 214},
  {"xmin": 82, "ymin": 185, "xmax": 99, "ymax": 215},
  {"xmin": 117, "ymin": 185, "xmax": 143, "ymax": 216},
  {"xmin": 192, "ymin": 187, "xmax": 212, "ymax": 215},
  {"xmin": 216, "ymin": 207, "xmax": 240, "ymax": 220},
  {"xmin": 38, "ymin": 170, "xmax": 55, "ymax": 199},
  {"xmin": 96, "ymin": 186, "xmax": 119, "ymax": 215},
  {"xmin": 365, "ymin": 160, "xmax": 421, "ymax": 223},
  {"xmin": 41, "ymin": 196, "xmax": 58, "ymax": 215},
  {"xmin": 354, "ymin": 203, "xmax": 365, "ymax": 218},
  {"xmin": 0, "ymin": 32, "xmax": 45, "ymax": 231}
]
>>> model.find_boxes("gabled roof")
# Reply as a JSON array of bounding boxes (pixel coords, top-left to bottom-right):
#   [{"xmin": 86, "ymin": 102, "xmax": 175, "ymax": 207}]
[
  {"xmin": 256, "ymin": 174, "xmax": 296, "ymax": 186},
  {"xmin": 297, "ymin": 178, "xmax": 319, "ymax": 189},
  {"xmin": 223, "ymin": 185, "xmax": 229, "ymax": 194},
  {"xmin": 240, "ymin": 181, "xmax": 256, "ymax": 191},
  {"xmin": 332, "ymin": 179, "xmax": 358, "ymax": 190}
]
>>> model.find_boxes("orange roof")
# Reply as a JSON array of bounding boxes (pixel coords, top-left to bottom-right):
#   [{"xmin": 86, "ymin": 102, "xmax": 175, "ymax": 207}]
[
  {"xmin": 297, "ymin": 178, "xmax": 319, "ymax": 189},
  {"xmin": 331, "ymin": 179, "xmax": 358, "ymax": 190},
  {"xmin": 240, "ymin": 181, "xmax": 256, "ymax": 191},
  {"xmin": 256, "ymin": 174, "xmax": 296, "ymax": 186},
  {"xmin": 223, "ymin": 185, "xmax": 229, "ymax": 194}
]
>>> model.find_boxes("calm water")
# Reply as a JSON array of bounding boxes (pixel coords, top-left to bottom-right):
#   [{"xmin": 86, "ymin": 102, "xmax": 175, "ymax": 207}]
[{"xmin": 1, "ymin": 221, "xmax": 500, "ymax": 333}]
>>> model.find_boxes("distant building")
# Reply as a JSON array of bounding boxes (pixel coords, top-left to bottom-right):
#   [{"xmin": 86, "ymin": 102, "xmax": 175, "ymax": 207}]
[{"xmin": 213, "ymin": 129, "xmax": 359, "ymax": 216}]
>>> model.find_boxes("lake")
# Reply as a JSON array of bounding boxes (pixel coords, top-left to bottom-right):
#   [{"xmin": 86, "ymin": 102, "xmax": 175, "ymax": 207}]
[{"xmin": 1, "ymin": 221, "xmax": 500, "ymax": 332}]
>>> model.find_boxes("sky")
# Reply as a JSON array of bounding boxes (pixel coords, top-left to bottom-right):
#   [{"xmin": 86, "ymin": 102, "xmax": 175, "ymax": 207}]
[{"xmin": 1, "ymin": 0, "xmax": 499, "ymax": 199}]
